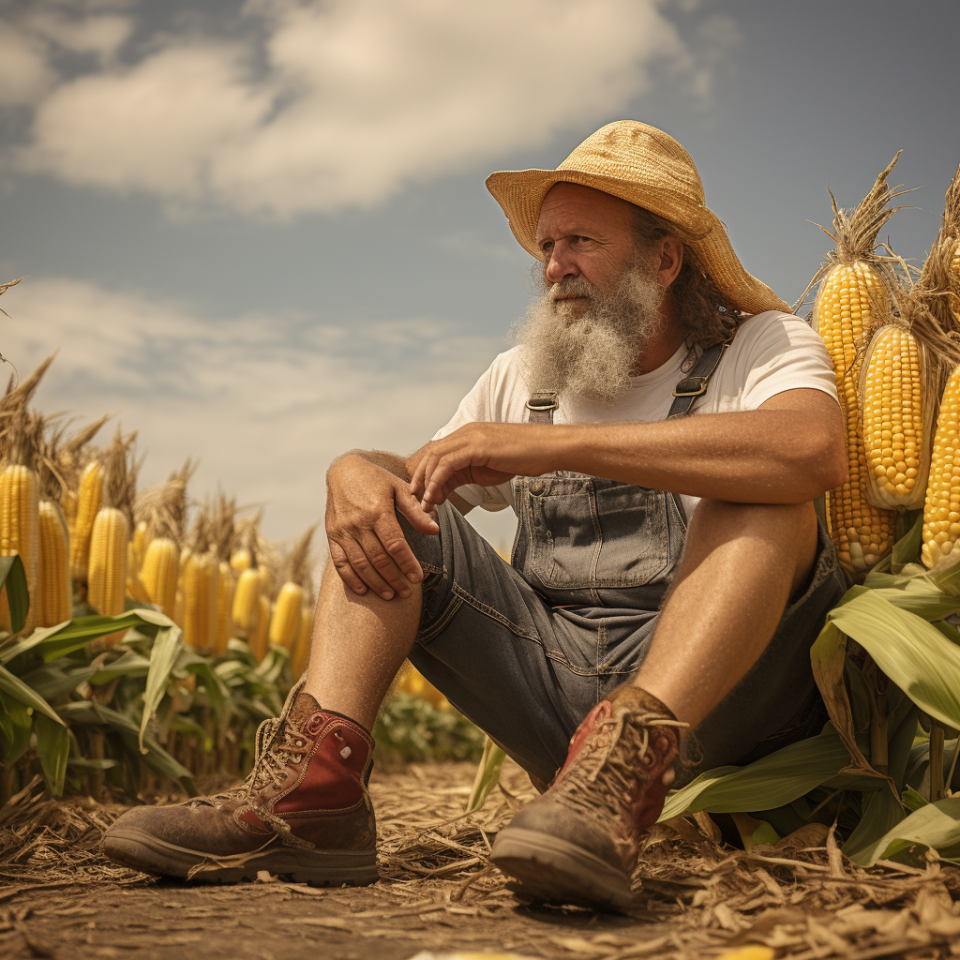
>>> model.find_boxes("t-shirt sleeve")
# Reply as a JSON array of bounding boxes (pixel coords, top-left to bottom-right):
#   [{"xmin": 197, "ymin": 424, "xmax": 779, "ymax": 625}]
[
  {"xmin": 735, "ymin": 312, "xmax": 839, "ymax": 410},
  {"xmin": 430, "ymin": 355, "xmax": 514, "ymax": 512}
]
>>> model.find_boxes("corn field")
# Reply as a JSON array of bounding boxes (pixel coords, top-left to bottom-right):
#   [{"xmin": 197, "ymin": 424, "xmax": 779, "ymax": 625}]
[{"xmin": 1, "ymin": 154, "xmax": 960, "ymax": 870}]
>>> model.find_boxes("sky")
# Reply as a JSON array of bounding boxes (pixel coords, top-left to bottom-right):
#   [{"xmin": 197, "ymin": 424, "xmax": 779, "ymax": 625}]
[{"xmin": 2, "ymin": 0, "xmax": 959, "ymax": 556}]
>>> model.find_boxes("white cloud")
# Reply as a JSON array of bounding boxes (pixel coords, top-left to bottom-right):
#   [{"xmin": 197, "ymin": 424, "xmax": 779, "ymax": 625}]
[
  {"xmin": 6, "ymin": 277, "xmax": 509, "ymax": 544},
  {"xmin": 12, "ymin": 0, "xmax": 741, "ymax": 217}
]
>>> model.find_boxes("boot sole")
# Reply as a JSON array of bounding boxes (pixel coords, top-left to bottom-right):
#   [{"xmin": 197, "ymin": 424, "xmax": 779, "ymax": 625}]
[
  {"xmin": 490, "ymin": 827, "xmax": 632, "ymax": 912},
  {"xmin": 104, "ymin": 827, "xmax": 379, "ymax": 886}
]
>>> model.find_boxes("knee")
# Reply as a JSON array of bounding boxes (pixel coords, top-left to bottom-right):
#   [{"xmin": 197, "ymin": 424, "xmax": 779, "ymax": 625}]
[{"xmin": 689, "ymin": 499, "xmax": 818, "ymax": 556}]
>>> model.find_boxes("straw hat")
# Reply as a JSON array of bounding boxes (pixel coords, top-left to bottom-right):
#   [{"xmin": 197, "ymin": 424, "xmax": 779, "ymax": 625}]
[{"xmin": 486, "ymin": 121, "xmax": 789, "ymax": 316}]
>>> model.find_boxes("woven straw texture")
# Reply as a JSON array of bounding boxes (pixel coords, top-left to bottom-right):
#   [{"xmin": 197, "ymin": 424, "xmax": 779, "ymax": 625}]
[{"xmin": 486, "ymin": 121, "xmax": 788, "ymax": 317}]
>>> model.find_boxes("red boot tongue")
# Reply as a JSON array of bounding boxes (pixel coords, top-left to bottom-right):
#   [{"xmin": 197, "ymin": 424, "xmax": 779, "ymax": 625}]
[{"xmin": 288, "ymin": 692, "xmax": 322, "ymax": 729}]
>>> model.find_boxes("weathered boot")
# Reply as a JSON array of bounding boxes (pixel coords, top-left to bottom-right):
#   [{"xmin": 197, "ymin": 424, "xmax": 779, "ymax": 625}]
[
  {"xmin": 490, "ymin": 686, "xmax": 683, "ymax": 911},
  {"xmin": 104, "ymin": 684, "xmax": 378, "ymax": 885}
]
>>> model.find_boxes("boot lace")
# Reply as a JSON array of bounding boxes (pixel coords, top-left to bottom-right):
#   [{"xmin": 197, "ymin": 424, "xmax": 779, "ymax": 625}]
[
  {"xmin": 190, "ymin": 716, "xmax": 312, "ymax": 807},
  {"xmin": 556, "ymin": 709, "xmax": 686, "ymax": 826}
]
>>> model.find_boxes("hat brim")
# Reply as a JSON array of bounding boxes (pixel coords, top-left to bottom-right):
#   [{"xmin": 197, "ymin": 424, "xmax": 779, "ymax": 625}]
[{"xmin": 486, "ymin": 167, "xmax": 789, "ymax": 317}]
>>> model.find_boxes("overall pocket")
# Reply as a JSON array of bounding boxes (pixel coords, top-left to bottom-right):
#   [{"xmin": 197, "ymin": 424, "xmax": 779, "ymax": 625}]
[{"xmin": 526, "ymin": 477, "xmax": 676, "ymax": 591}]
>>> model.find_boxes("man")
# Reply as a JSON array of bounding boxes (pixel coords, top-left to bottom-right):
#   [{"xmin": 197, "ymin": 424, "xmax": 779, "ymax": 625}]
[{"xmin": 105, "ymin": 121, "xmax": 847, "ymax": 910}]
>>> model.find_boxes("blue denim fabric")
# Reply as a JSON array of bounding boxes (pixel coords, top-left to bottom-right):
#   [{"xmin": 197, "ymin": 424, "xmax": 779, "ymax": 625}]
[{"xmin": 402, "ymin": 478, "xmax": 845, "ymax": 787}]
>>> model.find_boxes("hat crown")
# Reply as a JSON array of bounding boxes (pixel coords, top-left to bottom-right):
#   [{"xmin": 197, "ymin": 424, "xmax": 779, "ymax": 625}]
[{"xmin": 558, "ymin": 121, "xmax": 705, "ymax": 207}]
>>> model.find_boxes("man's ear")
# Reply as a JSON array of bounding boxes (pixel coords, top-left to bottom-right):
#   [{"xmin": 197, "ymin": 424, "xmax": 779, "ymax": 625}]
[{"xmin": 657, "ymin": 236, "xmax": 684, "ymax": 290}]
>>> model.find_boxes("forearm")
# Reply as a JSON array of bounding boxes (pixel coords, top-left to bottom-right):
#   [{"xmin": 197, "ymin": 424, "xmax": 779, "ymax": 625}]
[
  {"xmin": 333, "ymin": 449, "xmax": 411, "ymax": 482},
  {"xmin": 545, "ymin": 411, "xmax": 843, "ymax": 503}
]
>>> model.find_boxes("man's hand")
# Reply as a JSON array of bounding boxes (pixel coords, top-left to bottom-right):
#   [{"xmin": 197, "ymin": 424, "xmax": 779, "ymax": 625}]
[
  {"xmin": 408, "ymin": 423, "xmax": 552, "ymax": 511},
  {"xmin": 326, "ymin": 454, "xmax": 438, "ymax": 600}
]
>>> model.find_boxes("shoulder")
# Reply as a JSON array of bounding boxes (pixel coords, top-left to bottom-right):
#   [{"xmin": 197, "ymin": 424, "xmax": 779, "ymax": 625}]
[{"xmin": 728, "ymin": 310, "xmax": 832, "ymax": 369}]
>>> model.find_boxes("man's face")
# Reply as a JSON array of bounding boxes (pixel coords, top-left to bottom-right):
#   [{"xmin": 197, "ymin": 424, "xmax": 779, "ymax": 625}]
[
  {"xmin": 514, "ymin": 185, "xmax": 668, "ymax": 404},
  {"xmin": 535, "ymin": 182, "xmax": 644, "ymax": 310}
]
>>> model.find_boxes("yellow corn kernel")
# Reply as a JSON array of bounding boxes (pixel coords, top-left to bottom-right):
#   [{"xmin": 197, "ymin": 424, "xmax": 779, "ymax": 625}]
[
  {"xmin": 87, "ymin": 506, "xmax": 130, "ymax": 646},
  {"xmin": 215, "ymin": 560, "xmax": 235, "ymax": 655},
  {"xmin": 269, "ymin": 581, "xmax": 304, "ymax": 649},
  {"xmin": 38, "ymin": 500, "xmax": 72, "ymax": 627},
  {"xmin": 0, "ymin": 464, "xmax": 41, "ymax": 635},
  {"xmin": 815, "ymin": 262, "xmax": 896, "ymax": 576},
  {"xmin": 923, "ymin": 363, "xmax": 960, "ymax": 566},
  {"xmin": 291, "ymin": 603, "xmax": 314, "ymax": 678},
  {"xmin": 251, "ymin": 593, "xmax": 271, "ymax": 661},
  {"xmin": 860, "ymin": 325, "xmax": 931, "ymax": 510},
  {"xmin": 181, "ymin": 549, "xmax": 219, "ymax": 653},
  {"xmin": 70, "ymin": 461, "xmax": 103, "ymax": 582},
  {"xmin": 231, "ymin": 567, "xmax": 261, "ymax": 637},
  {"xmin": 141, "ymin": 537, "xmax": 180, "ymax": 616}
]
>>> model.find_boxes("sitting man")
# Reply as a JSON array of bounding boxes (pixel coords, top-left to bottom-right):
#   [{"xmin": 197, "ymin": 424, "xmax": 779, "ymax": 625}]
[{"xmin": 105, "ymin": 121, "xmax": 848, "ymax": 910}]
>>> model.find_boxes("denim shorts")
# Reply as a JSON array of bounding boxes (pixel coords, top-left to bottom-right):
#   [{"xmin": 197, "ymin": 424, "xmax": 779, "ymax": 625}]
[{"xmin": 402, "ymin": 486, "xmax": 845, "ymax": 787}]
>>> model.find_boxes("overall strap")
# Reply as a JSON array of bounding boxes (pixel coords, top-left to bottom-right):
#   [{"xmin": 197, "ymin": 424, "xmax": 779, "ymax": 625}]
[
  {"xmin": 526, "ymin": 391, "xmax": 559, "ymax": 425},
  {"xmin": 667, "ymin": 339, "xmax": 730, "ymax": 419}
]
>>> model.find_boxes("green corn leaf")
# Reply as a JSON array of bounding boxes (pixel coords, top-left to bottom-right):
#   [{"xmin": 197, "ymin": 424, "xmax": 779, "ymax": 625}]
[
  {"xmin": 903, "ymin": 786, "xmax": 929, "ymax": 812},
  {"xmin": 0, "ymin": 608, "xmax": 177, "ymax": 665},
  {"xmin": 90, "ymin": 651, "xmax": 152, "ymax": 683},
  {"xmin": 659, "ymin": 732, "xmax": 849, "ymax": 820},
  {"xmin": 465, "ymin": 737, "xmax": 506, "ymax": 814},
  {"xmin": 15, "ymin": 663, "xmax": 98, "ymax": 702},
  {"xmin": 827, "ymin": 592, "xmax": 960, "ymax": 729},
  {"xmin": 0, "ymin": 661, "xmax": 64, "ymax": 724},
  {"xmin": 858, "ymin": 569, "xmax": 960, "ymax": 621},
  {"xmin": 847, "ymin": 798, "xmax": 960, "ymax": 866},
  {"xmin": 0, "ymin": 555, "xmax": 28, "ymax": 635},
  {"xmin": 139, "ymin": 622, "xmax": 184, "ymax": 754},
  {"xmin": 891, "ymin": 514, "xmax": 923, "ymax": 573},
  {"xmin": 0, "ymin": 690, "xmax": 33, "ymax": 764},
  {"xmin": 33, "ymin": 712, "xmax": 69, "ymax": 797},
  {"xmin": 57, "ymin": 700, "xmax": 196, "ymax": 795},
  {"xmin": 842, "ymin": 787, "xmax": 905, "ymax": 860}
]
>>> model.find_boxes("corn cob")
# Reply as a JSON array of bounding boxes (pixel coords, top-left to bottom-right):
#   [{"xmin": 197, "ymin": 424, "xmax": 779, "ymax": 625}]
[
  {"xmin": 0, "ymin": 463, "xmax": 40, "ymax": 634},
  {"xmin": 38, "ymin": 500, "xmax": 72, "ymax": 627},
  {"xmin": 808, "ymin": 156, "xmax": 907, "ymax": 578},
  {"xmin": 182, "ymin": 549, "xmax": 219, "ymax": 653},
  {"xmin": 132, "ymin": 520, "xmax": 151, "ymax": 571},
  {"xmin": 70, "ymin": 460, "xmax": 102, "ymax": 582},
  {"xmin": 215, "ymin": 560, "xmax": 235, "ymax": 654},
  {"xmin": 141, "ymin": 537, "xmax": 180, "ymax": 616},
  {"xmin": 269, "ymin": 581, "xmax": 304, "ymax": 649},
  {"xmin": 230, "ymin": 548, "xmax": 252, "ymax": 574},
  {"xmin": 231, "ymin": 567, "xmax": 261, "ymax": 637},
  {"xmin": 291, "ymin": 603, "xmax": 313, "ymax": 678},
  {"xmin": 923, "ymin": 364, "xmax": 960, "ymax": 566},
  {"xmin": 88, "ymin": 506, "xmax": 129, "ymax": 645},
  {"xmin": 251, "ymin": 593, "xmax": 271, "ymax": 661},
  {"xmin": 860, "ymin": 325, "xmax": 932, "ymax": 510}
]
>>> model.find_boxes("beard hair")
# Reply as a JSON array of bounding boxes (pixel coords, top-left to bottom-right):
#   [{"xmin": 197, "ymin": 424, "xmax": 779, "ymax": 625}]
[{"xmin": 512, "ymin": 259, "xmax": 666, "ymax": 404}]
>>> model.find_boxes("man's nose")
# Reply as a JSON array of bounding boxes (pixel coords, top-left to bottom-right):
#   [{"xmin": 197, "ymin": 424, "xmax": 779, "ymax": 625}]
[{"xmin": 544, "ymin": 245, "xmax": 579, "ymax": 284}]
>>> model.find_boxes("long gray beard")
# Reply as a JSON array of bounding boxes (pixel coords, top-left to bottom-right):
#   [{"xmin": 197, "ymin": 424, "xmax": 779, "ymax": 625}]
[{"xmin": 512, "ymin": 264, "xmax": 666, "ymax": 404}]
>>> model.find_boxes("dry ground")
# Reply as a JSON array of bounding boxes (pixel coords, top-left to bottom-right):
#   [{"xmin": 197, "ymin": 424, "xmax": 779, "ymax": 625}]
[{"xmin": 1, "ymin": 760, "xmax": 959, "ymax": 960}]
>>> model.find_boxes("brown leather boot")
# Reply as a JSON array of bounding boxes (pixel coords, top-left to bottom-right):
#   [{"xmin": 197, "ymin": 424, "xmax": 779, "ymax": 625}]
[
  {"xmin": 104, "ymin": 684, "xmax": 378, "ymax": 885},
  {"xmin": 490, "ymin": 686, "xmax": 683, "ymax": 911}
]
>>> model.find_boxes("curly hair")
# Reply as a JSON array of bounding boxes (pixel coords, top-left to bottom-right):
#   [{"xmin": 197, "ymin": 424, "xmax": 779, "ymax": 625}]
[{"xmin": 630, "ymin": 207, "xmax": 743, "ymax": 347}]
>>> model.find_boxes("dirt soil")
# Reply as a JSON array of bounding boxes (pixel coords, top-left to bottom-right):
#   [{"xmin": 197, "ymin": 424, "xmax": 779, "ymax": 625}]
[{"xmin": 1, "ymin": 759, "xmax": 959, "ymax": 960}]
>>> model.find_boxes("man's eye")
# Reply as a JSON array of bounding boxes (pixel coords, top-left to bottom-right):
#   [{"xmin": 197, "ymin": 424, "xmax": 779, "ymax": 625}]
[
  {"xmin": 573, "ymin": 236, "xmax": 591, "ymax": 244},
  {"xmin": 539, "ymin": 241, "xmax": 553, "ymax": 254}
]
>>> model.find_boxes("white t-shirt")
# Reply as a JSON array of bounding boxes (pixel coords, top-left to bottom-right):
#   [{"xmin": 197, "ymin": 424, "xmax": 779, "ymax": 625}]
[{"xmin": 432, "ymin": 311, "xmax": 838, "ymax": 520}]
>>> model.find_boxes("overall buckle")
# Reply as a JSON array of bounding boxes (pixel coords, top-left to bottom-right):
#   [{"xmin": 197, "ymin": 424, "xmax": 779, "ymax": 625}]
[{"xmin": 672, "ymin": 377, "xmax": 708, "ymax": 398}]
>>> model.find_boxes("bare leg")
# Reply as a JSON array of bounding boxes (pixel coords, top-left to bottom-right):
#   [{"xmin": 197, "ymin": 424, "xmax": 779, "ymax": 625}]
[
  {"xmin": 635, "ymin": 499, "xmax": 819, "ymax": 727},
  {"xmin": 301, "ymin": 560, "xmax": 422, "ymax": 730}
]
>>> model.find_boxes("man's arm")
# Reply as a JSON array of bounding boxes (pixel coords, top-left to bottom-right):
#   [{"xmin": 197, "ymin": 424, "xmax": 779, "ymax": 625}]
[{"xmin": 409, "ymin": 388, "xmax": 847, "ymax": 510}]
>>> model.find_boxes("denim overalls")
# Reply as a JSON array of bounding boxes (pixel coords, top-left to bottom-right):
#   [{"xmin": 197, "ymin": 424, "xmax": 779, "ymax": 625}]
[{"xmin": 405, "ymin": 341, "xmax": 845, "ymax": 783}]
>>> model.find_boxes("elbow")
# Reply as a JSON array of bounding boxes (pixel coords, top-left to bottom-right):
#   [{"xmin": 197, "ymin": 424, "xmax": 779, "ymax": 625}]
[{"xmin": 808, "ymin": 435, "xmax": 848, "ymax": 498}]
